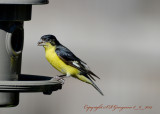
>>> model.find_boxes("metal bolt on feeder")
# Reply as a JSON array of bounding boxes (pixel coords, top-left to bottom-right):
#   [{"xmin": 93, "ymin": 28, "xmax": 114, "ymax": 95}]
[{"xmin": 0, "ymin": 0, "xmax": 62, "ymax": 107}]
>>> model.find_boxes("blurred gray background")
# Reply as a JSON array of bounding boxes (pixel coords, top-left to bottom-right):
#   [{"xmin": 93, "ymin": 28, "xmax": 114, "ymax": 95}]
[{"xmin": 1, "ymin": 0, "xmax": 160, "ymax": 114}]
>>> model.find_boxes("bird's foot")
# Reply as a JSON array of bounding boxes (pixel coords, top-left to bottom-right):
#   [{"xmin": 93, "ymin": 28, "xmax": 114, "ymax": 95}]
[{"xmin": 53, "ymin": 75, "xmax": 66, "ymax": 84}]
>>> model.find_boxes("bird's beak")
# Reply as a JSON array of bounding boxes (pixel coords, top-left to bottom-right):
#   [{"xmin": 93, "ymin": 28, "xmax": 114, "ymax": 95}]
[{"xmin": 38, "ymin": 39, "xmax": 46, "ymax": 46}]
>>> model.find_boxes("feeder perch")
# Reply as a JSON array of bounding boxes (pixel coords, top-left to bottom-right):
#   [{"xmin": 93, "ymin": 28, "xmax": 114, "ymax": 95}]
[{"xmin": 0, "ymin": 0, "xmax": 62, "ymax": 107}]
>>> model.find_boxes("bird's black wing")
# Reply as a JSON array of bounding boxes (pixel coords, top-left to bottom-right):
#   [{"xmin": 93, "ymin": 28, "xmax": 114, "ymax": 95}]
[
  {"xmin": 55, "ymin": 45, "xmax": 79, "ymax": 61},
  {"xmin": 55, "ymin": 45, "xmax": 100, "ymax": 81}
]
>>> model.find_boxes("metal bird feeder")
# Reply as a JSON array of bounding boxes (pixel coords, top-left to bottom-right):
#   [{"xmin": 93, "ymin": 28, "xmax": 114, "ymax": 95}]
[{"xmin": 0, "ymin": 0, "xmax": 62, "ymax": 107}]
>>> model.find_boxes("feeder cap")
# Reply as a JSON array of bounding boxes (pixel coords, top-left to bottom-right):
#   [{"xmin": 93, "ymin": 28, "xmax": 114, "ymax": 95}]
[{"xmin": 0, "ymin": 0, "xmax": 48, "ymax": 5}]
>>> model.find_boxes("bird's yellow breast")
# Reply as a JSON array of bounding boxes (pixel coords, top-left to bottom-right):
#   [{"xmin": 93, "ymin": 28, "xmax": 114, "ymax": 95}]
[{"xmin": 45, "ymin": 46, "xmax": 80, "ymax": 76}]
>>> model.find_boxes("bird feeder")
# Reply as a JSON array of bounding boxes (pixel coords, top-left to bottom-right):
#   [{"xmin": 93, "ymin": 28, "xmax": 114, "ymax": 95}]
[{"xmin": 0, "ymin": 0, "xmax": 62, "ymax": 107}]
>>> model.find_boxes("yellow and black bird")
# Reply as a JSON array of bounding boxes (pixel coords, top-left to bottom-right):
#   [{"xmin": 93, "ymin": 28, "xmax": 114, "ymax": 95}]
[{"xmin": 38, "ymin": 35, "xmax": 103, "ymax": 95}]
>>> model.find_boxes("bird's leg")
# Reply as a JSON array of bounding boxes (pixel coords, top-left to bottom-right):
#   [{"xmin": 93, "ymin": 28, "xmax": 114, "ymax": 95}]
[{"xmin": 56, "ymin": 75, "xmax": 66, "ymax": 80}]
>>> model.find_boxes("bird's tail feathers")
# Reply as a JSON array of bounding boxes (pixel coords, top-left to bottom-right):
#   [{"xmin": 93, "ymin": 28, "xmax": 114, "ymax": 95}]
[
  {"xmin": 77, "ymin": 74, "xmax": 104, "ymax": 96},
  {"xmin": 88, "ymin": 71, "xmax": 100, "ymax": 79},
  {"xmin": 90, "ymin": 79, "xmax": 104, "ymax": 96}
]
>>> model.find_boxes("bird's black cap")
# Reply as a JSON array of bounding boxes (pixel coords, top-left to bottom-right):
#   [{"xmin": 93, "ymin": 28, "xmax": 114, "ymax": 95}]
[{"xmin": 41, "ymin": 34, "xmax": 60, "ymax": 45}]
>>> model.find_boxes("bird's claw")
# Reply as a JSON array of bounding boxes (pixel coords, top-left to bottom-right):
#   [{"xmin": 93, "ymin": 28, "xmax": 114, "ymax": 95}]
[{"xmin": 53, "ymin": 76, "xmax": 65, "ymax": 84}]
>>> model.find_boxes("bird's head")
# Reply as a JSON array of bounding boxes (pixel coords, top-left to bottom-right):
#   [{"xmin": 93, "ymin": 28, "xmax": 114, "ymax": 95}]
[{"xmin": 38, "ymin": 35, "xmax": 60, "ymax": 48}]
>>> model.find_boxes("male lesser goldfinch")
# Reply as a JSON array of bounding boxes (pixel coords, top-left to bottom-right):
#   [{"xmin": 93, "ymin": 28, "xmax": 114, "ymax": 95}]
[{"xmin": 38, "ymin": 35, "xmax": 104, "ymax": 95}]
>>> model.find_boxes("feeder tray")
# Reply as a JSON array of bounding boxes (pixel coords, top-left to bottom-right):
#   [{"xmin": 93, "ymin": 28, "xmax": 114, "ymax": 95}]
[{"xmin": 0, "ymin": 74, "xmax": 62, "ymax": 95}]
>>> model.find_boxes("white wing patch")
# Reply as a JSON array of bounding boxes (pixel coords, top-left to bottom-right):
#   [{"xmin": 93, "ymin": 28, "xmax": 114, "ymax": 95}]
[
  {"xmin": 72, "ymin": 60, "xmax": 90, "ymax": 71},
  {"xmin": 72, "ymin": 61, "xmax": 80, "ymax": 68}
]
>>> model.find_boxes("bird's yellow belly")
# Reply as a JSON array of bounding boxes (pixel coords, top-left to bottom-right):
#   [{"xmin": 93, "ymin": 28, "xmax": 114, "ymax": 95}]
[{"xmin": 45, "ymin": 48, "xmax": 80, "ymax": 76}]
